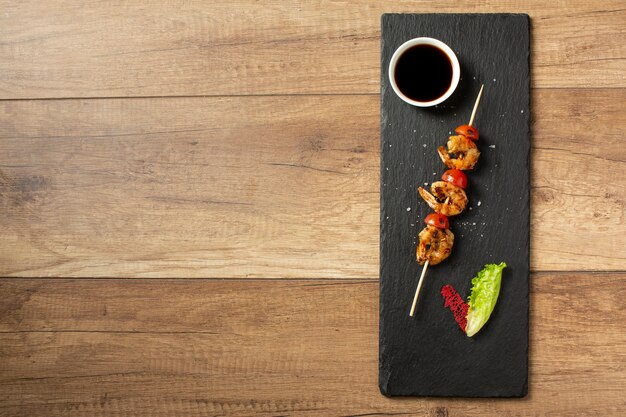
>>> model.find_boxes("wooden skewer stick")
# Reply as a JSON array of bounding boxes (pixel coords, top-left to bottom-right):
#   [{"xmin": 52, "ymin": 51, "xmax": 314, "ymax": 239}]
[
  {"xmin": 409, "ymin": 260, "xmax": 429, "ymax": 316},
  {"xmin": 468, "ymin": 84, "xmax": 484, "ymax": 127}
]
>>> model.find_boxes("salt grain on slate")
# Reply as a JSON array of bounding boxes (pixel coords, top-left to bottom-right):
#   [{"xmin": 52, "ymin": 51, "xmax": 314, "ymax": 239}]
[{"xmin": 407, "ymin": 207, "xmax": 411, "ymax": 212}]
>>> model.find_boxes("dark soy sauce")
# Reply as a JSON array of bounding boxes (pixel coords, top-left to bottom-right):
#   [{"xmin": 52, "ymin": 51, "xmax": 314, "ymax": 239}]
[{"xmin": 394, "ymin": 44, "xmax": 453, "ymax": 102}]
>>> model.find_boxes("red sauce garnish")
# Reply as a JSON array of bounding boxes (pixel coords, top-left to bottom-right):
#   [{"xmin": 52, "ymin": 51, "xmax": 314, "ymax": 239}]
[{"xmin": 441, "ymin": 284, "xmax": 468, "ymax": 333}]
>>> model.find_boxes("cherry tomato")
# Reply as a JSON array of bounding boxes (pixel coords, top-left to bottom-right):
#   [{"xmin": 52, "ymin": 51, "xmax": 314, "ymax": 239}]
[
  {"xmin": 425, "ymin": 213, "xmax": 450, "ymax": 229},
  {"xmin": 455, "ymin": 124, "xmax": 479, "ymax": 141},
  {"xmin": 441, "ymin": 169, "xmax": 468, "ymax": 189}
]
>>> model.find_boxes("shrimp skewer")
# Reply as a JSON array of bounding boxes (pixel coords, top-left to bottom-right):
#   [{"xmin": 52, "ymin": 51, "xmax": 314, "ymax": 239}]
[{"xmin": 410, "ymin": 85, "xmax": 483, "ymax": 317}]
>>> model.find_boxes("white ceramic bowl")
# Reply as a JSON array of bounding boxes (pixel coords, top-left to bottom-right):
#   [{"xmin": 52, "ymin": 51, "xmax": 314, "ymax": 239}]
[{"xmin": 388, "ymin": 37, "xmax": 460, "ymax": 107}]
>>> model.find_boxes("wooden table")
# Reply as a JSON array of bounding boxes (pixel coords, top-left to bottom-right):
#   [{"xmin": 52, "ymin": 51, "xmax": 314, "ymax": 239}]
[{"xmin": 1, "ymin": 1, "xmax": 624, "ymax": 415}]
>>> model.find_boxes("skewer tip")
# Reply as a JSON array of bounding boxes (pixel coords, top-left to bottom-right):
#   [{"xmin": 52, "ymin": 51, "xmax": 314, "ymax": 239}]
[
  {"xmin": 468, "ymin": 85, "xmax": 484, "ymax": 127},
  {"xmin": 409, "ymin": 260, "xmax": 430, "ymax": 316}
]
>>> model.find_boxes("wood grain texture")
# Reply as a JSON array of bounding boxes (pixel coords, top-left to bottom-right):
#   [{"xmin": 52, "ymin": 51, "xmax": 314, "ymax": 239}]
[
  {"xmin": 1, "ymin": 2, "xmax": 624, "ymax": 414},
  {"xmin": 0, "ymin": 273, "xmax": 624, "ymax": 416},
  {"xmin": 1, "ymin": 1, "xmax": 625, "ymax": 98},
  {"xmin": 0, "ymin": 96, "xmax": 378, "ymax": 278},
  {"xmin": 532, "ymin": 90, "xmax": 626, "ymax": 270},
  {"xmin": 1, "ymin": 90, "xmax": 624, "ymax": 277}
]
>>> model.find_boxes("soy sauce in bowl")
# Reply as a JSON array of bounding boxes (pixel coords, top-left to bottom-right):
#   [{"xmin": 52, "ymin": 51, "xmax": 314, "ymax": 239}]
[{"xmin": 394, "ymin": 44, "xmax": 453, "ymax": 103}]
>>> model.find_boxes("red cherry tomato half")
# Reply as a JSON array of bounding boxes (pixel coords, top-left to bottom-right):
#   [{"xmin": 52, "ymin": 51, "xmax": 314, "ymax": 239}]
[
  {"xmin": 455, "ymin": 125, "xmax": 479, "ymax": 141},
  {"xmin": 425, "ymin": 213, "xmax": 450, "ymax": 229},
  {"xmin": 441, "ymin": 169, "xmax": 468, "ymax": 189}
]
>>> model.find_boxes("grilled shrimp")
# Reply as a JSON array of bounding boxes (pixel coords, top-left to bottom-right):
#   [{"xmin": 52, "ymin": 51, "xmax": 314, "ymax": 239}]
[
  {"xmin": 418, "ymin": 181, "xmax": 468, "ymax": 216},
  {"xmin": 437, "ymin": 135, "xmax": 480, "ymax": 170},
  {"xmin": 416, "ymin": 225, "xmax": 454, "ymax": 266}
]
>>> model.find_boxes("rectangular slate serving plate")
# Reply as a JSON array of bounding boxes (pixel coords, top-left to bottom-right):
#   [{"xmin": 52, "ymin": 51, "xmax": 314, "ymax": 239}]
[{"xmin": 379, "ymin": 14, "xmax": 530, "ymax": 397}]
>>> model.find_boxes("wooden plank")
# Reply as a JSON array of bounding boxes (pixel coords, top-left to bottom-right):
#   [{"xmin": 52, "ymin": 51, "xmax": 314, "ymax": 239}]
[
  {"xmin": 1, "ymin": 91, "xmax": 624, "ymax": 277},
  {"xmin": 0, "ymin": 1, "xmax": 624, "ymax": 98},
  {"xmin": 0, "ymin": 95, "xmax": 379, "ymax": 278},
  {"xmin": 532, "ymin": 89, "xmax": 626, "ymax": 270},
  {"xmin": 0, "ymin": 274, "xmax": 624, "ymax": 416}
]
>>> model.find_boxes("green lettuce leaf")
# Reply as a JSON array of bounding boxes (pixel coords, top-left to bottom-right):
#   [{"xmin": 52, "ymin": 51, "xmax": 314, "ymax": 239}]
[{"xmin": 465, "ymin": 262, "xmax": 507, "ymax": 337}]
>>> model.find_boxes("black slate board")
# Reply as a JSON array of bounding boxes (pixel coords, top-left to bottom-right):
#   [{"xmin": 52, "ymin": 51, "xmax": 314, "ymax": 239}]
[{"xmin": 379, "ymin": 14, "xmax": 530, "ymax": 397}]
